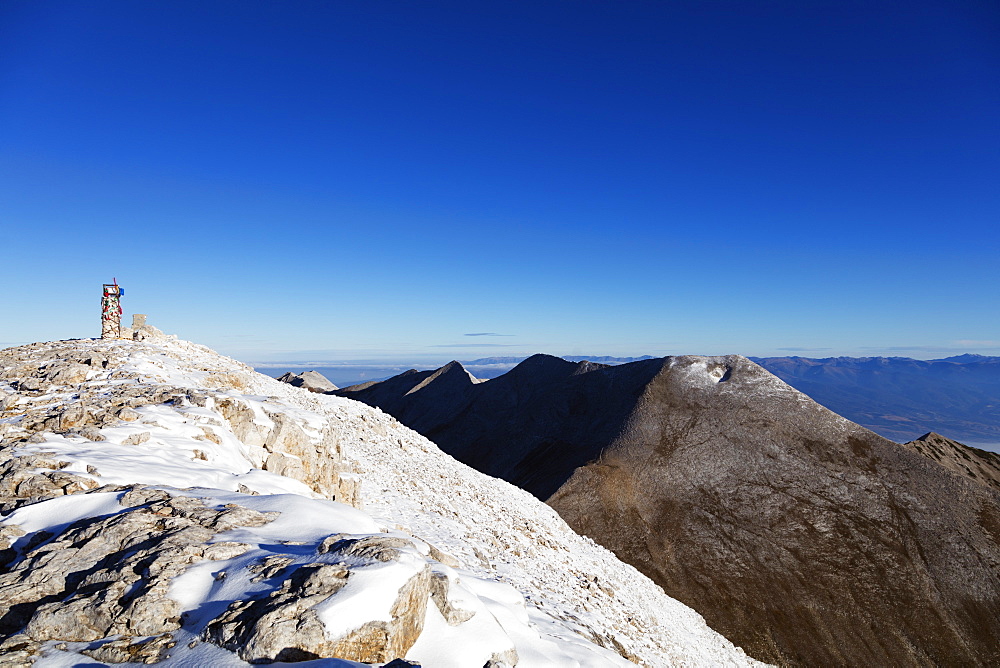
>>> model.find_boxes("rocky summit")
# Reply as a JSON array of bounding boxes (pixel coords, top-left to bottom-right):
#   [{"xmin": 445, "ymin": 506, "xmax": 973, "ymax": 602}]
[
  {"xmin": 901, "ymin": 431, "xmax": 1000, "ymax": 493},
  {"xmin": 0, "ymin": 335, "xmax": 760, "ymax": 667},
  {"xmin": 340, "ymin": 354, "xmax": 1000, "ymax": 667},
  {"xmin": 276, "ymin": 369, "xmax": 339, "ymax": 393}
]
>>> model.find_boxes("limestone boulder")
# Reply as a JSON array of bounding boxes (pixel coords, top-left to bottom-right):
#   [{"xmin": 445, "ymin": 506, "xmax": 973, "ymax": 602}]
[
  {"xmin": 132, "ymin": 323, "xmax": 168, "ymax": 341},
  {"xmin": 45, "ymin": 362, "xmax": 90, "ymax": 385},
  {"xmin": 204, "ymin": 538, "xmax": 435, "ymax": 664},
  {"xmin": 0, "ymin": 453, "xmax": 98, "ymax": 513}
]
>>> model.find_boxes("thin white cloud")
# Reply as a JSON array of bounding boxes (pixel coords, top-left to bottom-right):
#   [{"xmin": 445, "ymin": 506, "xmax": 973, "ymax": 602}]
[
  {"xmin": 954, "ymin": 340, "xmax": 1000, "ymax": 348},
  {"xmin": 432, "ymin": 343, "xmax": 521, "ymax": 348},
  {"xmin": 859, "ymin": 343, "xmax": 1000, "ymax": 353}
]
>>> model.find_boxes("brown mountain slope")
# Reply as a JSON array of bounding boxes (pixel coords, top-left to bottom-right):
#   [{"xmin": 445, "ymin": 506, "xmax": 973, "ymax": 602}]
[
  {"xmin": 341, "ymin": 353, "xmax": 1000, "ymax": 666},
  {"xmin": 548, "ymin": 355, "xmax": 1000, "ymax": 666},
  {"xmin": 901, "ymin": 432, "xmax": 1000, "ymax": 493}
]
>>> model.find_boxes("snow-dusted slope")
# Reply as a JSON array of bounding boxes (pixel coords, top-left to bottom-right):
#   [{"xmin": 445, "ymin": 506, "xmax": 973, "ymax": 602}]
[{"xmin": 0, "ymin": 336, "xmax": 761, "ymax": 667}]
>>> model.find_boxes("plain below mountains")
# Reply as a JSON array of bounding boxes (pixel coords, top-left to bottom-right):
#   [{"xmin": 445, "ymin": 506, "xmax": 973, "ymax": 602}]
[
  {"xmin": 750, "ymin": 354, "xmax": 1000, "ymax": 446},
  {"xmin": 334, "ymin": 354, "xmax": 1000, "ymax": 667}
]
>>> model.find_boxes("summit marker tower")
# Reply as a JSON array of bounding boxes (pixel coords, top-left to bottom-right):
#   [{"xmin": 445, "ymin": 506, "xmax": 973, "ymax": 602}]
[{"xmin": 101, "ymin": 280, "xmax": 123, "ymax": 339}]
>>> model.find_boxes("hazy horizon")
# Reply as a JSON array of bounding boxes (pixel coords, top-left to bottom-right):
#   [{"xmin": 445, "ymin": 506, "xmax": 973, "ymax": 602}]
[{"xmin": 240, "ymin": 348, "xmax": 1000, "ymax": 368}]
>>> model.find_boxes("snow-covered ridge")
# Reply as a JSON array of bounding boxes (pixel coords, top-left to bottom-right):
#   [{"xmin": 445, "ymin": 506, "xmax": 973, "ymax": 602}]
[{"xmin": 0, "ymin": 336, "xmax": 762, "ymax": 667}]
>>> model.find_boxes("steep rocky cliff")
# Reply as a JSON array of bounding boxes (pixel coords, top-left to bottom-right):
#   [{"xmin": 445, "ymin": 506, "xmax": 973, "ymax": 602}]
[
  {"xmin": 340, "ymin": 354, "xmax": 1000, "ymax": 666},
  {"xmin": 0, "ymin": 337, "xmax": 760, "ymax": 667}
]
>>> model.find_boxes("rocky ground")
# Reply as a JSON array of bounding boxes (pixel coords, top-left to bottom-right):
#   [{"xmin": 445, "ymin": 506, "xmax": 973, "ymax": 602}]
[{"xmin": 0, "ymin": 335, "xmax": 762, "ymax": 667}]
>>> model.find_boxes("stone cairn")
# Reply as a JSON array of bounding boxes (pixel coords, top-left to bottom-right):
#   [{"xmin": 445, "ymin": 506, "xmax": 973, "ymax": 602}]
[{"xmin": 100, "ymin": 282, "xmax": 123, "ymax": 339}]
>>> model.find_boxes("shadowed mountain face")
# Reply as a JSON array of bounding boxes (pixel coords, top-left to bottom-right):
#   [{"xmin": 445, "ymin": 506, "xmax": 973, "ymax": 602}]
[
  {"xmin": 339, "ymin": 354, "xmax": 1000, "ymax": 667},
  {"xmin": 339, "ymin": 355, "xmax": 666, "ymax": 499}
]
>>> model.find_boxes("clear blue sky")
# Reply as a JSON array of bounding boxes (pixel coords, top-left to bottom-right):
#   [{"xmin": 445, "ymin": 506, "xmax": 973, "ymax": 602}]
[{"xmin": 2, "ymin": 0, "xmax": 998, "ymax": 363}]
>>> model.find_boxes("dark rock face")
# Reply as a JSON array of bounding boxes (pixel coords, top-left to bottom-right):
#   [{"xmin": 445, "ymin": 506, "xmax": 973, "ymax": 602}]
[
  {"xmin": 338, "ymin": 355, "xmax": 665, "ymax": 499},
  {"xmin": 343, "ymin": 353, "xmax": 1000, "ymax": 667}
]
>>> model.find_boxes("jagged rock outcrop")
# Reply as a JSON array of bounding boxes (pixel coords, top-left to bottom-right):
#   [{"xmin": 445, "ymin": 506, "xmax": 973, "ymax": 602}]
[
  {"xmin": 0, "ymin": 340, "xmax": 360, "ymax": 510},
  {"xmin": 203, "ymin": 536, "xmax": 444, "ymax": 664},
  {"xmin": 277, "ymin": 370, "xmax": 339, "ymax": 393},
  {"xmin": 343, "ymin": 353, "xmax": 1000, "ymax": 667},
  {"xmin": 902, "ymin": 431, "xmax": 1000, "ymax": 493},
  {"xmin": 0, "ymin": 488, "xmax": 267, "ymax": 658},
  {"xmin": 0, "ymin": 484, "xmax": 519, "ymax": 666}
]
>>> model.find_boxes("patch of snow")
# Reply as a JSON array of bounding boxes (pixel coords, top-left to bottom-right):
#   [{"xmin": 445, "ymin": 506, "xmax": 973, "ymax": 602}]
[{"xmin": 3, "ymin": 491, "xmax": 126, "ymax": 556}]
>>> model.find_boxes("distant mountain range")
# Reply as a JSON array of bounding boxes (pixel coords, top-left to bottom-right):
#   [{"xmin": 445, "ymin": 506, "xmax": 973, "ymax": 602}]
[
  {"xmin": 333, "ymin": 354, "xmax": 1000, "ymax": 666},
  {"xmin": 749, "ymin": 354, "xmax": 1000, "ymax": 445}
]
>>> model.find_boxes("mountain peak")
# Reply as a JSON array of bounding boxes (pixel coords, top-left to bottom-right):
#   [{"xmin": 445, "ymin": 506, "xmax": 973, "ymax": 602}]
[
  {"xmin": 405, "ymin": 359, "xmax": 476, "ymax": 395},
  {"xmin": 903, "ymin": 431, "xmax": 1000, "ymax": 493},
  {"xmin": 934, "ymin": 353, "xmax": 1000, "ymax": 363},
  {"xmin": 509, "ymin": 353, "xmax": 577, "ymax": 373},
  {"xmin": 339, "ymin": 347, "xmax": 1000, "ymax": 666},
  {"xmin": 276, "ymin": 369, "xmax": 338, "ymax": 392},
  {"xmin": 0, "ymin": 336, "xmax": 754, "ymax": 666}
]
